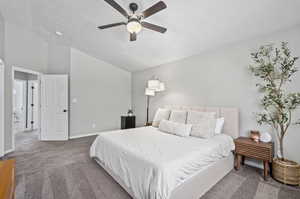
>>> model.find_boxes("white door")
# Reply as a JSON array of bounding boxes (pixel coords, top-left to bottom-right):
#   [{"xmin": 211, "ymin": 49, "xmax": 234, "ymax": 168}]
[
  {"xmin": 41, "ymin": 75, "xmax": 68, "ymax": 140},
  {"xmin": 0, "ymin": 60, "xmax": 4, "ymax": 157}
]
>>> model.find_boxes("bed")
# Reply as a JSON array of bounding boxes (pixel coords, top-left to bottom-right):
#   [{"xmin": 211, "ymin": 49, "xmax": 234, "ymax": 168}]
[{"xmin": 90, "ymin": 106, "xmax": 239, "ymax": 199}]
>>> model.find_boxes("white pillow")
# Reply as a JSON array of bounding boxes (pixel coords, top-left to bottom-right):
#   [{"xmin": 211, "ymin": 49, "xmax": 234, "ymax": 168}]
[
  {"xmin": 187, "ymin": 111, "xmax": 217, "ymax": 138},
  {"xmin": 215, "ymin": 117, "xmax": 225, "ymax": 135},
  {"xmin": 189, "ymin": 118, "xmax": 216, "ymax": 138},
  {"xmin": 152, "ymin": 108, "xmax": 171, "ymax": 127},
  {"xmin": 169, "ymin": 110, "xmax": 187, "ymax": 123},
  {"xmin": 159, "ymin": 119, "xmax": 192, "ymax": 137}
]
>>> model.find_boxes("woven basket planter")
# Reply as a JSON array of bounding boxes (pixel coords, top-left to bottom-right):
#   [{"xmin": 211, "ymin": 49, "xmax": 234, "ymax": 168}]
[{"xmin": 272, "ymin": 158, "xmax": 300, "ymax": 185}]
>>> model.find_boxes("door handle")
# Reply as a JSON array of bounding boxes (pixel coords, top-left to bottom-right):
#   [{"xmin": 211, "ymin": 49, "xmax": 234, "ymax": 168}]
[{"xmin": 63, "ymin": 109, "xmax": 68, "ymax": 112}]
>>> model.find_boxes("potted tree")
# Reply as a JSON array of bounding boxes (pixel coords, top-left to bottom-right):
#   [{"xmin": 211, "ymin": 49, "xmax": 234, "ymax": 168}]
[{"xmin": 250, "ymin": 42, "xmax": 300, "ymax": 185}]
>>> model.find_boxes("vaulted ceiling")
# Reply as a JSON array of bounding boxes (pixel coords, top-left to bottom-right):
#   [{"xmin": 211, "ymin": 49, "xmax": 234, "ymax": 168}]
[{"xmin": 1, "ymin": 0, "xmax": 300, "ymax": 71}]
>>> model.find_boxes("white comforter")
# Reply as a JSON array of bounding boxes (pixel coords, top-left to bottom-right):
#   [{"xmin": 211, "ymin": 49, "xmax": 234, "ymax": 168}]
[{"xmin": 90, "ymin": 126, "xmax": 234, "ymax": 199}]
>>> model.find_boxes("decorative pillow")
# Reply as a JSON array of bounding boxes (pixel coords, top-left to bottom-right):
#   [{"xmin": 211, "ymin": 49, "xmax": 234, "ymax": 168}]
[
  {"xmin": 187, "ymin": 111, "xmax": 217, "ymax": 138},
  {"xmin": 159, "ymin": 119, "xmax": 192, "ymax": 137},
  {"xmin": 190, "ymin": 118, "xmax": 216, "ymax": 138},
  {"xmin": 169, "ymin": 110, "xmax": 187, "ymax": 123},
  {"xmin": 215, "ymin": 117, "xmax": 225, "ymax": 135},
  {"xmin": 152, "ymin": 108, "xmax": 171, "ymax": 127}
]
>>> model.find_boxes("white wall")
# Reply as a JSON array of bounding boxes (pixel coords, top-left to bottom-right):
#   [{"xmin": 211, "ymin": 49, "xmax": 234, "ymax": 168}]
[
  {"xmin": 4, "ymin": 22, "xmax": 48, "ymax": 151},
  {"xmin": 70, "ymin": 48, "xmax": 131, "ymax": 137},
  {"xmin": 0, "ymin": 12, "xmax": 4, "ymax": 156},
  {"xmin": 0, "ymin": 11, "xmax": 4, "ymax": 59},
  {"xmin": 2, "ymin": 19, "xmax": 132, "ymax": 151},
  {"xmin": 5, "ymin": 23, "xmax": 48, "ymax": 72},
  {"xmin": 0, "ymin": 60, "xmax": 4, "ymax": 157},
  {"xmin": 47, "ymin": 39, "xmax": 70, "ymax": 74},
  {"xmin": 0, "ymin": 12, "xmax": 6, "ymax": 155},
  {"xmin": 132, "ymin": 26, "xmax": 300, "ymax": 164}
]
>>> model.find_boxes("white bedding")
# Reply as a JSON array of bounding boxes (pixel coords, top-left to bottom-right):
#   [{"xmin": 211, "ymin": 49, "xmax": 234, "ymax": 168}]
[{"xmin": 90, "ymin": 126, "xmax": 235, "ymax": 199}]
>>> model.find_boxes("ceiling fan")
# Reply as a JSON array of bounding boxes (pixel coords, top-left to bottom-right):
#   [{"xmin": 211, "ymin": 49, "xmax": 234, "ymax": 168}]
[{"xmin": 98, "ymin": 0, "xmax": 167, "ymax": 41}]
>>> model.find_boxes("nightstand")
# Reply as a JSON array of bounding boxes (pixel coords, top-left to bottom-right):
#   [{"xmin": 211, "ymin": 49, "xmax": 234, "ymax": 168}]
[
  {"xmin": 234, "ymin": 137, "xmax": 274, "ymax": 180},
  {"xmin": 121, "ymin": 116, "xmax": 135, "ymax": 129}
]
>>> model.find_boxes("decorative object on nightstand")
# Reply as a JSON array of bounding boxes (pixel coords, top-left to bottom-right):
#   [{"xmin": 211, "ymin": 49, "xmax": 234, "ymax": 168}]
[
  {"xmin": 121, "ymin": 115, "xmax": 135, "ymax": 129},
  {"xmin": 249, "ymin": 42, "xmax": 300, "ymax": 185},
  {"xmin": 249, "ymin": 130, "xmax": 260, "ymax": 143},
  {"xmin": 127, "ymin": 109, "xmax": 133, "ymax": 116},
  {"xmin": 145, "ymin": 122, "xmax": 152, "ymax": 126},
  {"xmin": 260, "ymin": 132, "xmax": 272, "ymax": 143},
  {"xmin": 145, "ymin": 77, "xmax": 165, "ymax": 125},
  {"xmin": 234, "ymin": 137, "xmax": 274, "ymax": 180}
]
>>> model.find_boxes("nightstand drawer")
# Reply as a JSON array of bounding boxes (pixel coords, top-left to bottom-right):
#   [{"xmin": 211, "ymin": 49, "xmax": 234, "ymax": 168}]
[
  {"xmin": 236, "ymin": 143, "xmax": 272, "ymax": 161},
  {"xmin": 235, "ymin": 137, "xmax": 273, "ymax": 162}
]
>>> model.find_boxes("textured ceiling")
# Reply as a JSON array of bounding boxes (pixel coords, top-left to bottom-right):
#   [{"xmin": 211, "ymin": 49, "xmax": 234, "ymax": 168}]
[{"xmin": 1, "ymin": 0, "xmax": 300, "ymax": 71}]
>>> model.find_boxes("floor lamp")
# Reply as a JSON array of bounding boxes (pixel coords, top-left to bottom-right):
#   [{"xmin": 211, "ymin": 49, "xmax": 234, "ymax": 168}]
[
  {"xmin": 145, "ymin": 79, "xmax": 165, "ymax": 125},
  {"xmin": 145, "ymin": 88, "xmax": 155, "ymax": 125}
]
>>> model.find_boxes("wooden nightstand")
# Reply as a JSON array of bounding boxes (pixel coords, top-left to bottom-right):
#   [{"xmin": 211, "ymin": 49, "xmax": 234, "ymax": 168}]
[
  {"xmin": 234, "ymin": 137, "xmax": 274, "ymax": 180},
  {"xmin": 145, "ymin": 122, "xmax": 152, "ymax": 126}
]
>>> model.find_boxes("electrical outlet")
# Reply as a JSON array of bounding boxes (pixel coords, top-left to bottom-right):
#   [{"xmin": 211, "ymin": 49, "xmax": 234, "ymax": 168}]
[{"xmin": 92, "ymin": 123, "xmax": 96, "ymax": 129}]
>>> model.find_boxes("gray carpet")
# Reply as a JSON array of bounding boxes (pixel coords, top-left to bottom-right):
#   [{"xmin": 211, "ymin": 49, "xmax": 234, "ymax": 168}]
[{"xmin": 4, "ymin": 132, "xmax": 300, "ymax": 199}]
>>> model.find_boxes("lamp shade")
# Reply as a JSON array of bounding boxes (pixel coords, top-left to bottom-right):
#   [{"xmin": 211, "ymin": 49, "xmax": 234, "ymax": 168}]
[
  {"xmin": 148, "ymin": 80, "xmax": 160, "ymax": 90},
  {"xmin": 145, "ymin": 88, "xmax": 155, "ymax": 96},
  {"xmin": 157, "ymin": 82, "xmax": 165, "ymax": 92}
]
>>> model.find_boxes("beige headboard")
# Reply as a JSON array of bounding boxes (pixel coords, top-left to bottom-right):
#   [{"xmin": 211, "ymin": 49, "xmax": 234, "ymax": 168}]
[{"xmin": 164, "ymin": 105, "xmax": 240, "ymax": 138}]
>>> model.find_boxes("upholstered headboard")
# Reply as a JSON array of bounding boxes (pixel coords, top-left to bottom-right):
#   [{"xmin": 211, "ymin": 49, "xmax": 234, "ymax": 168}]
[{"xmin": 164, "ymin": 105, "xmax": 240, "ymax": 138}]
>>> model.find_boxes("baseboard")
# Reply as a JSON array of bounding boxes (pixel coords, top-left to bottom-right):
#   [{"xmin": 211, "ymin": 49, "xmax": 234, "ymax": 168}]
[
  {"xmin": 4, "ymin": 148, "xmax": 14, "ymax": 155},
  {"xmin": 69, "ymin": 132, "xmax": 100, "ymax": 139}
]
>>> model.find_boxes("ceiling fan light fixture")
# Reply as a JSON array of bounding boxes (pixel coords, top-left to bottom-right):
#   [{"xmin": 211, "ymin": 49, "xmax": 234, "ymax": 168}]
[
  {"xmin": 99, "ymin": 0, "xmax": 167, "ymax": 41},
  {"xmin": 126, "ymin": 18, "xmax": 142, "ymax": 34}
]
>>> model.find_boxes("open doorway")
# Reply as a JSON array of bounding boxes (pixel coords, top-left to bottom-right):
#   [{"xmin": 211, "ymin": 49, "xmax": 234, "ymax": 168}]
[{"xmin": 12, "ymin": 67, "xmax": 40, "ymax": 150}]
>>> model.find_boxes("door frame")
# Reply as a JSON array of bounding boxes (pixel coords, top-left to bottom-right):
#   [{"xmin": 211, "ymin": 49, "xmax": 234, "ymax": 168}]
[
  {"xmin": 0, "ymin": 60, "xmax": 4, "ymax": 157},
  {"xmin": 11, "ymin": 66, "xmax": 41, "ymax": 151}
]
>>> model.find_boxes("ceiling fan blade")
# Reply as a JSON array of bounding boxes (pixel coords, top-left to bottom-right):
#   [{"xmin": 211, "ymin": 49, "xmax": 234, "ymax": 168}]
[
  {"xmin": 130, "ymin": 33, "xmax": 137, "ymax": 41},
  {"xmin": 142, "ymin": 1, "xmax": 167, "ymax": 19},
  {"xmin": 98, "ymin": 22, "xmax": 126, "ymax": 29},
  {"xmin": 104, "ymin": 0, "xmax": 129, "ymax": 18},
  {"xmin": 141, "ymin": 22, "xmax": 167, "ymax": 33}
]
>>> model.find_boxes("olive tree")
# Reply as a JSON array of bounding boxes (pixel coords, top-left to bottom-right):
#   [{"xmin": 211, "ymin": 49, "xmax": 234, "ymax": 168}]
[{"xmin": 250, "ymin": 42, "xmax": 300, "ymax": 160}]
